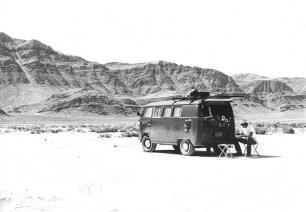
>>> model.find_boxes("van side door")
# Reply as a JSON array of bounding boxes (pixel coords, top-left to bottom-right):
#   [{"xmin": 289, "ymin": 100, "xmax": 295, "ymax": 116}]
[{"xmin": 151, "ymin": 106, "xmax": 174, "ymax": 144}]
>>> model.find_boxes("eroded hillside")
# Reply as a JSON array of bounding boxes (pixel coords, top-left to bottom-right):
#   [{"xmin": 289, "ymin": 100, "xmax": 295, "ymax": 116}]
[{"xmin": 1, "ymin": 32, "xmax": 305, "ymax": 117}]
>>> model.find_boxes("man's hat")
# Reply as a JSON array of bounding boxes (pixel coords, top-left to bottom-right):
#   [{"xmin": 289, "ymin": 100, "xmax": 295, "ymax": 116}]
[{"xmin": 241, "ymin": 119, "xmax": 248, "ymax": 126}]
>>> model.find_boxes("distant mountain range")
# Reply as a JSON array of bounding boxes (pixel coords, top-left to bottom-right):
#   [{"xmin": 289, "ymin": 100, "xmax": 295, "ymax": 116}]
[
  {"xmin": 231, "ymin": 73, "xmax": 306, "ymax": 114},
  {"xmin": 1, "ymin": 32, "xmax": 305, "ymax": 118},
  {"xmin": 231, "ymin": 73, "xmax": 306, "ymax": 95}
]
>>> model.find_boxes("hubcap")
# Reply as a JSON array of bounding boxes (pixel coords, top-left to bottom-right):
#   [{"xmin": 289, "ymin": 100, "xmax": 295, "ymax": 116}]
[
  {"xmin": 182, "ymin": 142, "xmax": 189, "ymax": 152},
  {"xmin": 145, "ymin": 140, "xmax": 151, "ymax": 148}
]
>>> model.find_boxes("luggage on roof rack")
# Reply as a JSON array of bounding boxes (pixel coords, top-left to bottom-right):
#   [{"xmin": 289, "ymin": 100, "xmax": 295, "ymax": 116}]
[
  {"xmin": 186, "ymin": 89, "xmax": 210, "ymax": 99},
  {"xmin": 172, "ymin": 89, "xmax": 245, "ymax": 102}
]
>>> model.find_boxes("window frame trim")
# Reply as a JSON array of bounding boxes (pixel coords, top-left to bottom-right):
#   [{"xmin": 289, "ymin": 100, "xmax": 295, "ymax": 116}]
[{"xmin": 162, "ymin": 106, "xmax": 173, "ymax": 118}]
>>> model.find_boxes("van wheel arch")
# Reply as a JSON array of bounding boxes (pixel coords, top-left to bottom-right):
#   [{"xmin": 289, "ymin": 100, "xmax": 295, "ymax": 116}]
[
  {"xmin": 176, "ymin": 139, "xmax": 186, "ymax": 145},
  {"xmin": 141, "ymin": 133, "xmax": 149, "ymax": 140},
  {"xmin": 176, "ymin": 138, "xmax": 193, "ymax": 146}
]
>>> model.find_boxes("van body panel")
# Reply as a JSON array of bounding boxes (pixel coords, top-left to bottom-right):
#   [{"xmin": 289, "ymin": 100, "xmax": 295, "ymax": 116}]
[
  {"xmin": 151, "ymin": 117, "xmax": 196, "ymax": 144},
  {"xmin": 151, "ymin": 118, "xmax": 175, "ymax": 143},
  {"xmin": 139, "ymin": 117, "xmax": 151, "ymax": 138}
]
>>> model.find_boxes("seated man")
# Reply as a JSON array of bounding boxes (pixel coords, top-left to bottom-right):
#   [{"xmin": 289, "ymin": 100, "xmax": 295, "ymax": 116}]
[{"xmin": 235, "ymin": 119, "xmax": 257, "ymax": 157}]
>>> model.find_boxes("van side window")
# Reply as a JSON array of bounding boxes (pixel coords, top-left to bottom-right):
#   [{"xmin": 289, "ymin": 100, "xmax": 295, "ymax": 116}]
[
  {"xmin": 143, "ymin": 107, "xmax": 153, "ymax": 118},
  {"xmin": 152, "ymin": 107, "xmax": 163, "ymax": 118},
  {"xmin": 172, "ymin": 106, "xmax": 182, "ymax": 117},
  {"xmin": 163, "ymin": 107, "xmax": 172, "ymax": 117}
]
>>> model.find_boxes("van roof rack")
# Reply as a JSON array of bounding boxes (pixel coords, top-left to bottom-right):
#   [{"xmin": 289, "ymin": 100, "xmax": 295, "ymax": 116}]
[{"xmin": 171, "ymin": 89, "xmax": 245, "ymax": 104}]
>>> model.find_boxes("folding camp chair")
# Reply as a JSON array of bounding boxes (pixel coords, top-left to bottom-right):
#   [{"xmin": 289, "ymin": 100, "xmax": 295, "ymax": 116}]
[
  {"xmin": 243, "ymin": 142, "xmax": 259, "ymax": 156},
  {"xmin": 218, "ymin": 144, "xmax": 234, "ymax": 157}
]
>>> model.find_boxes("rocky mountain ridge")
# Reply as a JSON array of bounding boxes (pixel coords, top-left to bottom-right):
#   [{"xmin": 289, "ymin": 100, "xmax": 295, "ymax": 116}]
[
  {"xmin": 232, "ymin": 73, "xmax": 306, "ymax": 95},
  {"xmin": 252, "ymin": 80, "xmax": 294, "ymax": 96},
  {"xmin": 1, "ymin": 32, "xmax": 241, "ymax": 95},
  {"xmin": 0, "ymin": 32, "xmax": 130, "ymax": 95},
  {"xmin": 232, "ymin": 73, "xmax": 306, "ymax": 112},
  {"xmin": 8, "ymin": 89, "xmax": 138, "ymax": 116},
  {"xmin": 108, "ymin": 61, "xmax": 242, "ymax": 95},
  {"xmin": 0, "ymin": 32, "xmax": 244, "ymax": 115},
  {"xmin": 0, "ymin": 32, "xmax": 304, "ymax": 116}
]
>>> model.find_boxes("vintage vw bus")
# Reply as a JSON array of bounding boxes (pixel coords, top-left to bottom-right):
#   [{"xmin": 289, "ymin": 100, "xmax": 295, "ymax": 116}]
[{"xmin": 137, "ymin": 90, "xmax": 243, "ymax": 156}]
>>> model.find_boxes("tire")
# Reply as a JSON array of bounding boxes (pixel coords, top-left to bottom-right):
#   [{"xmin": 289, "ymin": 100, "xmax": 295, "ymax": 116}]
[
  {"xmin": 142, "ymin": 136, "xmax": 156, "ymax": 152},
  {"xmin": 179, "ymin": 139, "xmax": 195, "ymax": 156},
  {"xmin": 172, "ymin": 145, "xmax": 180, "ymax": 153}
]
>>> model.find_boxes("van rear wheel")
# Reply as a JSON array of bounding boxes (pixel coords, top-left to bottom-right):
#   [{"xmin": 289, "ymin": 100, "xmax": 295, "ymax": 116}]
[
  {"xmin": 179, "ymin": 140, "xmax": 195, "ymax": 156},
  {"xmin": 142, "ymin": 136, "xmax": 156, "ymax": 152}
]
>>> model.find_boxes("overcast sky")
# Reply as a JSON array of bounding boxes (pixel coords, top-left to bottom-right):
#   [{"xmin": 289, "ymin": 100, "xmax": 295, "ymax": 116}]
[{"xmin": 1, "ymin": 0, "xmax": 306, "ymax": 77}]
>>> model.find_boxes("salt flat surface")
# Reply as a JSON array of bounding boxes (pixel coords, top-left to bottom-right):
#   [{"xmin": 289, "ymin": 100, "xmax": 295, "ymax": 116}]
[{"xmin": 0, "ymin": 132, "xmax": 306, "ymax": 212}]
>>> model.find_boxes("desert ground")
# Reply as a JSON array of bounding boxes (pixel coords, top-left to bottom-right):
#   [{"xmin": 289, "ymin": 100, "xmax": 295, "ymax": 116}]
[{"xmin": 0, "ymin": 116, "xmax": 306, "ymax": 212}]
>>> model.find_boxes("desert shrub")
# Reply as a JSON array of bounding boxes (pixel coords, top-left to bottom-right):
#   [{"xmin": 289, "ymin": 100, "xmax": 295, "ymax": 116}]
[
  {"xmin": 121, "ymin": 129, "xmax": 139, "ymax": 137},
  {"xmin": 273, "ymin": 122, "xmax": 281, "ymax": 128},
  {"xmin": 30, "ymin": 128, "xmax": 45, "ymax": 134},
  {"xmin": 89, "ymin": 125, "xmax": 121, "ymax": 133},
  {"xmin": 106, "ymin": 126, "xmax": 120, "ymax": 132},
  {"xmin": 282, "ymin": 123, "xmax": 291, "ymax": 129},
  {"xmin": 17, "ymin": 126, "xmax": 25, "ymax": 131},
  {"xmin": 256, "ymin": 123, "xmax": 265, "ymax": 128},
  {"xmin": 255, "ymin": 127, "xmax": 268, "ymax": 135},
  {"xmin": 31, "ymin": 130, "xmax": 41, "ymax": 134},
  {"xmin": 98, "ymin": 133, "xmax": 111, "ymax": 138},
  {"xmin": 290, "ymin": 123, "xmax": 298, "ymax": 128},
  {"xmin": 88, "ymin": 126, "xmax": 108, "ymax": 133},
  {"xmin": 76, "ymin": 128, "xmax": 86, "ymax": 133},
  {"xmin": 51, "ymin": 129, "xmax": 62, "ymax": 133},
  {"xmin": 93, "ymin": 128, "xmax": 108, "ymax": 133},
  {"xmin": 119, "ymin": 125, "xmax": 137, "ymax": 131},
  {"xmin": 283, "ymin": 127, "xmax": 295, "ymax": 134},
  {"xmin": 66, "ymin": 125, "xmax": 75, "ymax": 131},
  {"xmin": 93, "ymin": 125, "xmax": 118, "ymax": 133},
  {"xmin": 87, "ymin": 123, "xmax": 140, "ymax": 134}
]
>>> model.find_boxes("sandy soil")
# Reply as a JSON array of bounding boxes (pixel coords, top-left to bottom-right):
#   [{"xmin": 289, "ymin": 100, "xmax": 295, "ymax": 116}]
[{"xmin": 0, "ymin": 131, "xmax": 306, "ymax": 212}]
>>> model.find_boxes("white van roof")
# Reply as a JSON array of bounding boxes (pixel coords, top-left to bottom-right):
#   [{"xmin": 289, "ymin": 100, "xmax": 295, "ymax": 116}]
[{"xmin": 204, "ymin": 98, "xmax": 234, "ymax": 102}]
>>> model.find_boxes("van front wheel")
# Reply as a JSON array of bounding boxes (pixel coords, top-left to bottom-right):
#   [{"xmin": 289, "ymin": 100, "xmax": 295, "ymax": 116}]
[
  {"xmin": 179, "ymin": 140, "xmax": 195, "ymax": 156},
  {"xmin": 142, "ymin": 136, "xmax": 156, "ymax": 152}
]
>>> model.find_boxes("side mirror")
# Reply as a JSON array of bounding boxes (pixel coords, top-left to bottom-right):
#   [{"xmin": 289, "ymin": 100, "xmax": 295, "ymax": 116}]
[{"xmin": 136, "ymin": 111, "xmax": 141, "ymax": 116}]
